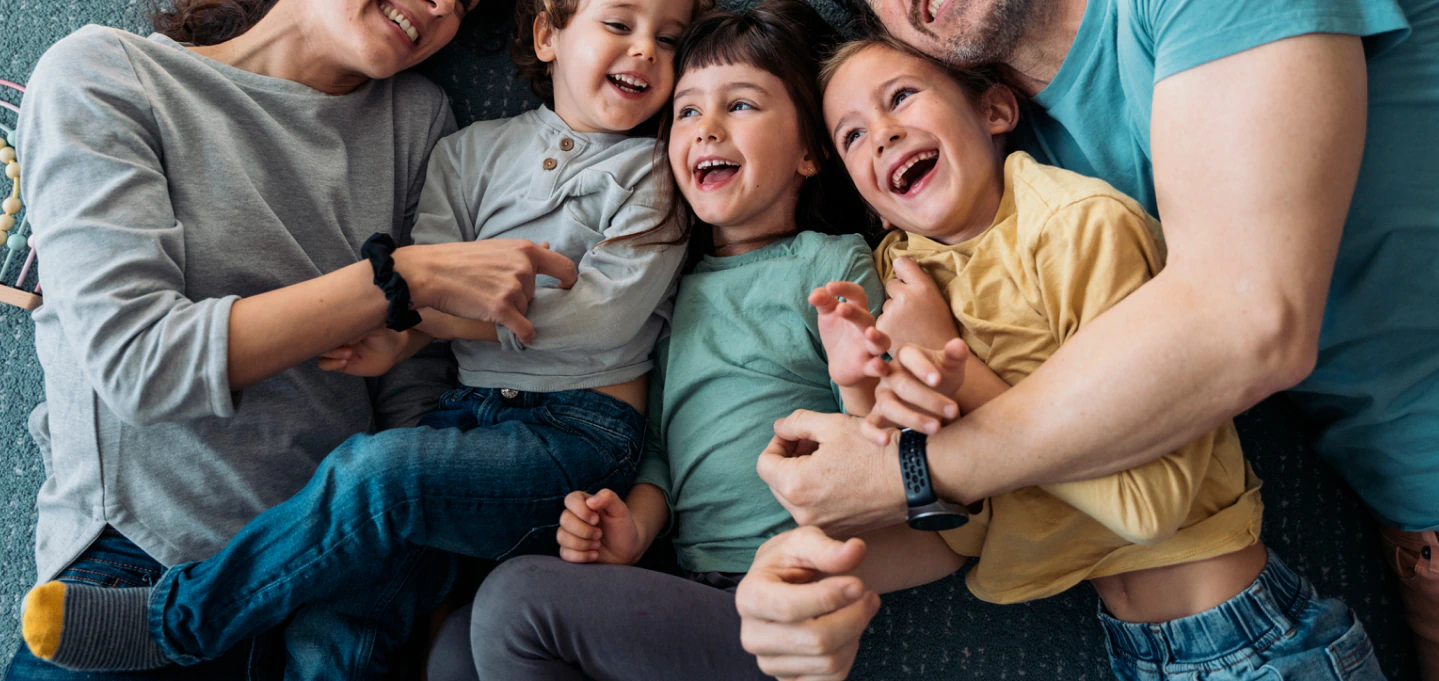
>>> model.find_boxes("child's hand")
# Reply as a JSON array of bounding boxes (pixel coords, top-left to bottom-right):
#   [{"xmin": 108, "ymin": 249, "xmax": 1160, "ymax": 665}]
[
  {"xmin": 862, "ymin": 339, "xmax": 969, "ymax": 444},
  {"xmin": 877, "ymin": 257, "xmax": 960, "ymax": 350},
  {"xmin": 810, "ymin": 283, "xmax": 892, "ymax": 388},
  {"xmin": 318, "ymin": 329, "xmax": 410, "ymax": 377},
  {"xmin": 556, "ymin": 489, "xmax": 644, "ymax": 565}
]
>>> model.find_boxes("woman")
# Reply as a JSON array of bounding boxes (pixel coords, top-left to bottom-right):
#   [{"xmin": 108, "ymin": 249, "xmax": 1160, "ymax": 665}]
[{"xmin": 6, "ymin": 0, "xmax": 567, "ymax": 679}]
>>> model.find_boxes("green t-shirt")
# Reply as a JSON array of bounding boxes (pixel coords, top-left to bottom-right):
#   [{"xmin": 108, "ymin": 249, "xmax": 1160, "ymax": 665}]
[
  {"xmin": 636, "ymin": 231, "xmax": 884, "ymax": 573},
  {"xmin": 1012, "ymin": 0, "xmax": 1439, "ymax": 530}
]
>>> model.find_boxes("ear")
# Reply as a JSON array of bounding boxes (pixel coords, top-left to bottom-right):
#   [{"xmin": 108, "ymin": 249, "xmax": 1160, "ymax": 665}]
[
  {"xmin": 981, "ymin": 85, "xmax": 1020, "ymax": 136},
  {"xmin": 800, "ymin": 152, "xmax": 820, "ymax": 178},
  {"xmin": 533, "ymin": 11, "xmax": 559, "ymax": 64}
]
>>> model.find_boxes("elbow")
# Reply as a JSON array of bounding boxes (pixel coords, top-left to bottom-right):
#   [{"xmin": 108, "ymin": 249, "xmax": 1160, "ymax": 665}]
[{"xmin": 1233, "ymin": 293, "xmax": 1321, "ymax": 401}]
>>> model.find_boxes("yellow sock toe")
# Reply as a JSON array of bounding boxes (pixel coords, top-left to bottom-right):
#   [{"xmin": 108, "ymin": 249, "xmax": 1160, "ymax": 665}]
[{"xmin": 22, "ymin": 581, "xmax": 66, "ymax": 660}]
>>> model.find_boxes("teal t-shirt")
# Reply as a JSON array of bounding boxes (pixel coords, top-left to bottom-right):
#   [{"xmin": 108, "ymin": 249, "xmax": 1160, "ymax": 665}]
[
  {"xmin": 1013, "ymin": 0, "xmax": 1439, "ymax": 531},
  {"xmin": 635, "ymin": 231, "xmax": 884, "ymax": 573}
]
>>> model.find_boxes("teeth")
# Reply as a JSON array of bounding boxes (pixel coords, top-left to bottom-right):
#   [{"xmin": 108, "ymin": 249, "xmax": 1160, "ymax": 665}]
[
  {"xmin": 927, "ymin": 0, "xmax": 941, "ymax": 20},
  {"xmin": 382, "ymin": 5, "xmax": 419, "ymax": 43},
  {"xmin": 891, "ymin": 150, "xmax": 938, "ymax": 191},
  {"xmin": 609, "ymin": 74, "xmax": 650, "ymax": 91},
  {"xmin": 696, "ymin": 160, "xmax": 739, "ymax": 170}
]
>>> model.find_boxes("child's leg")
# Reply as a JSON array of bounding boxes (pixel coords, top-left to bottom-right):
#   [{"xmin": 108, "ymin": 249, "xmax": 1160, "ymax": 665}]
[
  {"xmin": 1100, "ymin": 549, "xmax": 1386, "ymax": 681},
  {"xmin": 24, "ymin": 388, "xmax": 643, "ymax": 673},
  {"xmin": 461, "ymin": 556, "xmax": 771, "ymax": 681}
]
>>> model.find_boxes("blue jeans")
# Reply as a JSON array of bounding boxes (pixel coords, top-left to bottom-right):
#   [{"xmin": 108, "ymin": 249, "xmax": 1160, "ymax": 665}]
[
  {"xmin": 148, "ymin": 387, "xmax": 644, "ymax": 681},
  {"xmin": 1101, "ymin": 549, "xmax": 1386, "ymax": 681},
  {"xmin": 4, "ymin": 528, "xmax": 282, "ymax": 681}
]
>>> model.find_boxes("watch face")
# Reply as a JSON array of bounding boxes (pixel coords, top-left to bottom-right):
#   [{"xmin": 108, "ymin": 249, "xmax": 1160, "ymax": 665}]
[{"xmin": 908, "ymin": 511, "xmax": 969, "ymax": 532}]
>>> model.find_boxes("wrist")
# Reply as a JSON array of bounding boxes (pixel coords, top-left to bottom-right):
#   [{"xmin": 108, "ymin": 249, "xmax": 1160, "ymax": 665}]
[
  {"xmin": 391, "ymin": 246, "xmax": 435, "ymax": 310},
  {"xmin": 925, "ymin": 423, "xmax": 979, "ymax": 505}
]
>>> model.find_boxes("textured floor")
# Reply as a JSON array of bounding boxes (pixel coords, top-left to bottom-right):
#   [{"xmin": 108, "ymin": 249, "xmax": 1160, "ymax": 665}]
[{"xmin": 0, "ymin": 0, "xmax": 1421, "ymax": 678}]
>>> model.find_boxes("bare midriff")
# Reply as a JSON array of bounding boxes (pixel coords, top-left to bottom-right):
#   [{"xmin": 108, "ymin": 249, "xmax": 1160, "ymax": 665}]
[
  {"xmin": 1089, "ymin": 541, "xmax": 1269, "ymax": 623},
  {"xmin": 589, "ymin": 374, "xmax": 648, "ymax": 415}
]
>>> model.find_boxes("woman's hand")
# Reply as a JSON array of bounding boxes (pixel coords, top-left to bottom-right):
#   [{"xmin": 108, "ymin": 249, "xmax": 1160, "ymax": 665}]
[
  {"xmin": 555, "ymin": 489, "xmax": 644, "ymax": 565},
  {"xmin": 876, "ymin": 257, "xmax": 959, "ymax": 350},
  {"xmin": 394, "ymin": 239, "xmax": 578, "ymax": 345},
  {"xmin": 810, "ymin": 282, "xmax": 892, "ymax": 388},
  {"xmin": 318, "ymin": 329, "xmax": 418, "ymax": 377},
  {"xmin": 736, "ymin": 527, "xmax": 881, "ymax": 681}
]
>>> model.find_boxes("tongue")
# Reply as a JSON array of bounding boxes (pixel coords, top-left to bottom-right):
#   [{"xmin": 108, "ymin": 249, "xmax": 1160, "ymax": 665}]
[{"xmin": 703, "ymin": 167, "xmax": 739, "ymax": 185}]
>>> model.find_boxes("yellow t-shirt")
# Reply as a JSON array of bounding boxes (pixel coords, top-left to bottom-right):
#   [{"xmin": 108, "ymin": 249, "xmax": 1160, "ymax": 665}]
[{"xmin": 875, "ymin": 151, "xmax": 1263, "ymax": 604}]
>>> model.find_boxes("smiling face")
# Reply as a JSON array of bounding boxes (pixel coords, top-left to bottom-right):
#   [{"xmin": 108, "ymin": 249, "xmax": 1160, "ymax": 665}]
[
  {"xmin": 824, "ymin": 44, "xmax": 1016, "ymax": 244},
  {"xmin": 668, "ymin": 63, "xmax": 816, "ymax": 239},
  {"xmin": 863, "ymin": 0, "xmax": 1038, "ymax": 64},
  {"xmin": 309, "ymin": 0, "xmax": 478, "ymax": 79},
  {"xmin": 535, "ymin": 0, "xmax": 693, "ymax": 133}
]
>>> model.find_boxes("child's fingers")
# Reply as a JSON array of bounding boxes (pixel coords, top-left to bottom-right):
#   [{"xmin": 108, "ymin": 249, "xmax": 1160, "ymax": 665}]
[
  {"xmin": 317, "ymin": 358, "xmax": 348, "ymax": 373},
  {"xmin": 549, "ymin": 509, "xmax": 595, "ymax": 541},
  {"xmin": 824, "ymin": 281, "xmax": 869, "ymax": 307},
  {"xmin": 809, "ymin": 287, "xmax": 840, "ymax": 314},
  {"xmin": 862, "ymin": 326, "xmax": 892, "ymax": 357},
  {"xmin": 586, "ymin": 489, "xmax": 625, "ymax": 517},
  {"xmin": 884, "ymin": 368, "xmax": 959, "ymax": 421},
  {"xmin": 835, "ymin": 302, "xmax": 876, "ymax": 328},
  {"xmin": 860, "ymin": 416, "xmax": 893, "ymax": 446},
  {"xmin": 895, "ymin": 346, "xmax": 945, "ymax": 388},
  {"xmin": 558, "ymin": 546, "xmax": 599, "ymax": 564},
  {"xmin": 891, "ymin": 257, "xmax": 929, "ymax": 287},
  {"xmin": 873, "ymin": 386, "xmax": 944, "ymax": 434},
  {"xmin": 862, "ymin": 356, "xmax": 893, "ymax": 379},
  {"xmin": 564, "ymin": 491, "xmax": 600, "ymax": 525},
  {"xmin": 321, "ymin": 347, "xmax": 355, "ymax": 360}
]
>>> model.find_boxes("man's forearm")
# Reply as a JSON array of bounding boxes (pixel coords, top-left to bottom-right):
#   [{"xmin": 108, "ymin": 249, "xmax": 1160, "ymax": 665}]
[{"xmin": 929, "ymin": 271, "xmax": 1300, "ymax": 505}]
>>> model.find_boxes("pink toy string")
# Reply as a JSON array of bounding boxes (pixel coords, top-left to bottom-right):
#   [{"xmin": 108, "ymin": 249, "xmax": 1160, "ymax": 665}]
[
  {"xmin": 0, "ymin": 101, "xmax": 17, "ymax": 115},
  {"xmin": 0, "ymin": 80, "xmax": 26, "ymax": 93},
  {"xmin": 16, "ymin": 249, "xmax": 35, "ymax": 289}
]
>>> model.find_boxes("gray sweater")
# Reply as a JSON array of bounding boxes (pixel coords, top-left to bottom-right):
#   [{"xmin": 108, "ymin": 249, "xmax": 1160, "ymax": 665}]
[
  {"xmin": 412, "ymin": 107, "xmax": 684, "ymax": 392},
  {"xmin": 18, "ymin": 26, "xmax": 456, "ymax": 581}
]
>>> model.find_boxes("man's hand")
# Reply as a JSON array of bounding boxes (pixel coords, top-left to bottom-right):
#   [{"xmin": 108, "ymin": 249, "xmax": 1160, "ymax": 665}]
[
  {"xmin": 810, "ymin": 282, "xmax": 891, "ymax": 388},
  {"xmin": 876, "ymin": 257, "xmax": 959, "ymax": 350},
  {"xmin": 555, "ymin": 490, "xmax": 644, "ymax": 565},
  {"xmin": 736, "ymin": 527, "xmax": 881, "ymax": 681},
  {"xmin": 757, "ymin": 410, "xmax": 908, "ymax": 537}
]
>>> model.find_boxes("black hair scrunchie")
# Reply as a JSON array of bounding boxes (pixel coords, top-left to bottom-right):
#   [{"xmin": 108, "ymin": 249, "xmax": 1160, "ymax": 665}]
[{"xmin": 361, "ymin": 233, "xmax": 423, "ymax": 332}]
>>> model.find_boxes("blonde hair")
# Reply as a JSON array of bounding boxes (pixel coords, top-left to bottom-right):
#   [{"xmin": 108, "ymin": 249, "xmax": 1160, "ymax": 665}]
[{"xmin": 819, "ymin": 34, "xmax": 1006, "ymax": 103}]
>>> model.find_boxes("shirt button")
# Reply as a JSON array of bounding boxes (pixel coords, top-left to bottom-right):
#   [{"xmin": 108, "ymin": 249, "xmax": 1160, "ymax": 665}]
[
  {"xmin": 543, "ymin": 158, "xmax": 558, "ymax": 171},
  {"xmin": 500, "ymin": 388, "xmax": 519, "ymax": 399},
  {"xmin": 559, "ymin": 138, "xmax": 574, "ymax": 151}
]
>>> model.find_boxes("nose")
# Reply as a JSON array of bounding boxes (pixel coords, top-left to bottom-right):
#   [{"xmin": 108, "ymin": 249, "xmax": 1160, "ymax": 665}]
[
  {"xmin": 874, "ymin": 126, "xmax": 904, "ymax": 156},
  {"xmin": 695, "ymin": 119, "xmax": 723, "ymax": 143},
  {"xmin": 630, "ymin": 36, "xmax": 657, "ymax": 63}
]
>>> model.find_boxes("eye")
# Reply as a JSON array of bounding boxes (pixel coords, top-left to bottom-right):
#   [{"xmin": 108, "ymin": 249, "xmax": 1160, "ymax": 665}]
[
  {"xmin": 676, "ymin": 106, "xmax": 698, "ymax": 119},
  {"xmin": 604, "ymin": 21, "xmax": 631, "ymax": 33},
  {"xmin": 729, "ymin": 101, "xmax": 756, "ymax": 112},
  {"xmin": 890, "ymin": 87, "xmax": 917, "ymax": 109},
  {"xmin": 658, "ymin": 35, "xmax": 680, "ymax": 47},
  {"xmin": 842, "ymin": 129, "xmax": 862, "ymax": 151}
]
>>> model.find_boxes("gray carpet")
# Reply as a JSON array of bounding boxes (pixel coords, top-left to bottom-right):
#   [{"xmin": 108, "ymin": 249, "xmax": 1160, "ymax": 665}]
[{"xmin": 0, "ymin": 1, "xmax": 1421, "ymax": 679}]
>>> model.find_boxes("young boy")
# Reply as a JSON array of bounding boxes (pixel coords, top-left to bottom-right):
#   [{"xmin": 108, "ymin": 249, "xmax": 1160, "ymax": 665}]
[
  {"xmin": 20, "ymin": 0, "xmax": 709, "ymax": 676},
  {"xmin": 814, "ymin": 35, "xmax": 1384, "ymax": 681}
]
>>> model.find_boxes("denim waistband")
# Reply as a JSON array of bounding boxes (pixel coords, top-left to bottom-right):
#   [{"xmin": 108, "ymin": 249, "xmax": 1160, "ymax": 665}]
[
  {"xmin": 1098, "ymin": 549, "xmax": 1310, "ymax": 664},
  {"xmin": 446, "ymin": 386, "xmax": 635, "ymax": 416}
]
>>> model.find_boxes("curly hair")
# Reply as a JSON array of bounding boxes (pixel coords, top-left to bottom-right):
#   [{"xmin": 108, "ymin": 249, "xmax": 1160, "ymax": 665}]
[
  {"xmin": 151, "ymin": 0, "xmax": 279, "ymax": 45},
  {"xmin": 511, "ymin": 0, "xmax": 718, "ymax": 104}
]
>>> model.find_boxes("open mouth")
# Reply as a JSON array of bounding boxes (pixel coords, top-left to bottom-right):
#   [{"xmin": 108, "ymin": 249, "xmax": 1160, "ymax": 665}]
[
  {"xmin": 694, "ymin": 158, "xmax": 742, "ymax": 187},
  {"xmin": 382, "ymin": 2, "xmax": 420, "ymax": 43},
  {"xmin": 608, "ymin": 74, "xmax": 651, "ymax": 95},
  {"xmin": 890, "ymin": 149, "xmax": 938, "ymax": 195},
  {"xmin": 923, "ymin": 0, "xmax": 949, "ymax": 23}
]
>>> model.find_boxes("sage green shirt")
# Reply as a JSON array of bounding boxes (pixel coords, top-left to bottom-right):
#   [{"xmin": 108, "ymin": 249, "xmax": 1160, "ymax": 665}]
[{"xmin": 636, "ymin": 231, "xmax": 883, "ymax": 573}]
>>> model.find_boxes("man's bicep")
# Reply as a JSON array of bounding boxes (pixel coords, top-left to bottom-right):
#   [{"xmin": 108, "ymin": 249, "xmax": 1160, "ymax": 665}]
[{"xmin": 1150, "ymin": 33, "xmax": 1367, "ymax": 338}]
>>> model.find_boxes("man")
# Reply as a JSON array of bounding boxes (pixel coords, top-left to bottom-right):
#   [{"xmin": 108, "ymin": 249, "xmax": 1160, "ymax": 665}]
[{"xmin": 738, "ymin": 0, "xmax": 1439, "ymax": 678}]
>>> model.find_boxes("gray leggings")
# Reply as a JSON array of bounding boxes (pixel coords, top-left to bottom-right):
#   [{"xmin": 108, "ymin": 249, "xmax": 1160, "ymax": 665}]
[{"xmin": 426, "ymin": 555, "xmax": 771, "ymax": 681}]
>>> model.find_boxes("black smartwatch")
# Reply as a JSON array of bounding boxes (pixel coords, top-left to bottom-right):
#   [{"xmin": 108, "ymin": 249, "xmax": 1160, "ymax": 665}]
[{"xmin": 898, "ymin": 428, "xmax": 969, "ymax": 531}]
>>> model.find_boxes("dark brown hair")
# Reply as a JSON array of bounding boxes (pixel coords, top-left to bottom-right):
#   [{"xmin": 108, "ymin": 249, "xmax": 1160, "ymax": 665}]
[
  {"xmin": 512, "ymin": 0, "xmax": 718, "ymax": 104},
  {"xmin": 151, "ymin": 0, "xmax": 279, "ymax": 45},
  {"xmin": 651, "ymin": 0, "xmax": 876, "ymax": 269}
]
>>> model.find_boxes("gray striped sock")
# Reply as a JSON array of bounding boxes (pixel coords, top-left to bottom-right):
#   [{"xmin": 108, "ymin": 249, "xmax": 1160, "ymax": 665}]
[{"xmin": 48, "ymin": 583, "xmax": 170, "ymax": 671}]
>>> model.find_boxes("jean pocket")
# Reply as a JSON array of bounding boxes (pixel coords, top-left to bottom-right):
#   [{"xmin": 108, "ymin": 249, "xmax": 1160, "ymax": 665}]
[
  {"xmin": 539, "ymin": 406, "xmax": 641, "ymax": 466},
  {"xmin": 58, "ymin": 560, "xmax": 161, "ymax": 588},
  {"xmin": 1325, "ymin": 615, "xmax": 1383, "ymax": 680}
]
